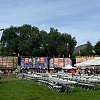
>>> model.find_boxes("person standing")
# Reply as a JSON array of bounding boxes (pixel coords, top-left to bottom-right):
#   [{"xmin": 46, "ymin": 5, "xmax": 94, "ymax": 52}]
[{"xmin": 72, "ymin": 69, "xmax": 75, "ymax": 77}]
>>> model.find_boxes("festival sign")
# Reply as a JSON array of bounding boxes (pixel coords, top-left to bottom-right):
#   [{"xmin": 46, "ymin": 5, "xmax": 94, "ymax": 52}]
[
  {"xmin": 21, "ymin": 57, "xmax": 48, "ymax": 69},
  {"xmin": 49, "ymin": 58, "xmax": 72, "ymax": 68}
]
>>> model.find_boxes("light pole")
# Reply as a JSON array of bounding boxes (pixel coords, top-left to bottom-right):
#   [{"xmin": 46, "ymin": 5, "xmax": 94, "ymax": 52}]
[
  {"xmin": 0, "ymin": 28, "xmax": 4, "ymax": 37},
  {"xmin": 0, "ymin": 29, "xmax": 4, "ymax": 68},
  {"xmin": 0, "ymin": 28, "xmax": 4, "ymax": 40},
  {"xmin": 0, "ymin": 29, "xmax": 4, "ymax": 31},
  {"xmin": 92, "ymin": 50, "xmax": 95, "ymax": 59},
  {"xmin": 63, "ymin": 43, "xmax": 69, "ymax": 67},
  {"xmin": 66, "ymin": 43, "xmax": 69, "ymax": 57}
]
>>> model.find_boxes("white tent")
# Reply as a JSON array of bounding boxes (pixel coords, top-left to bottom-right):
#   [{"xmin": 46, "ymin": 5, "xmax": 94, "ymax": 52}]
[
  {"xmin": 62, "ymin": 64, "xmax": 76, "ymax": 69},
  {"xmin": 50, "ymin": 67, "xmax": 54, "ymax": 70},
  {"xmin": 75, "ymin": 57, "xmax": 100, "ymax": 68}
]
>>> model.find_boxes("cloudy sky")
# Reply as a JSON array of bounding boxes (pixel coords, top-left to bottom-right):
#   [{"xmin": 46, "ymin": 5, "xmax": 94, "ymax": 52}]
[{"xmin": 0, "ymin": 0, "xmax": 100, "ymax": 46}]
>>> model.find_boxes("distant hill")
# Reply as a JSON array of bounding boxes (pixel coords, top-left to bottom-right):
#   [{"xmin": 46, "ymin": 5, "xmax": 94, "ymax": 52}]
[{"xmin": 74, "ymin": 44, "xmax": 87, "ymax": 54}]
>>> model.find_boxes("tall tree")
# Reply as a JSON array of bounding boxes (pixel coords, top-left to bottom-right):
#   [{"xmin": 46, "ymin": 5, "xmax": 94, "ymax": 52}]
[
  {"xmin": 0, "ymin": 26, "xmax": 19, "ymax": 56},
  {"xmin": 80, "ymin": 41, "xmax": 93, "ymax": 56},
  {"xmin": 94, "ymin": 40, "xmax": 100, "ymax": 56},
  {"xmin": 17, "ymin": 24, "xmax": 41, "ymax": 56},
  {"xmin": 0, "ymin": 25, "xmax": 77, "ymax": 59}
]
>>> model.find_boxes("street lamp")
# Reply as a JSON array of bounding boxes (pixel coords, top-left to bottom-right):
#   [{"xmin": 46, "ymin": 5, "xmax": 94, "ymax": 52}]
[
  {"xmin": 63, "ymin": 43, "xmax": 69, "ymax": 67},
  {"xmin": 92, "ymin": 50, "xmax": 95, "ymax": 59},
  {"xmin": 66, "ymin": 43, "xmax": 69, "ymax": 57},
  {"xmin": 0, "ymin": 28, "xmax": 4, "ymax": 68},
  {"xmin": 0, "ymin": 28, "xmax": 4, "ymax": 37},
  {"xmin": 0, "ymin": 29, "xmax": 4, "ymax": 31}
]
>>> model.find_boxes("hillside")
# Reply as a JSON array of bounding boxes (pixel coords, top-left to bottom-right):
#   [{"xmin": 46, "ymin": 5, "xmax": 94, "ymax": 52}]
[{"xmin": 74, "ymin": 44, "xmax": 87, "ymax": 54}]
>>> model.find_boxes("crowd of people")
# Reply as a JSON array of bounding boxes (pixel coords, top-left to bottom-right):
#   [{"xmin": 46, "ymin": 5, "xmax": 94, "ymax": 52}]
[
  {"xmin": 77, "ymin": 68, "xmax": 100, "ymax": 76},
  {"xmin": 0, "ymin": 67, "xmax": 100, "ymax": 77}
]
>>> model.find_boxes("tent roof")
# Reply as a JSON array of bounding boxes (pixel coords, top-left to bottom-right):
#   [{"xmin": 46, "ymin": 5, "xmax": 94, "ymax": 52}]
[
  {"xmin": 75, "ymin": 57, "xmax": 100, "ymax": 67},
  {"xmin": 62, "ymin": 64, "xmax": 76, "ymax": 69}
]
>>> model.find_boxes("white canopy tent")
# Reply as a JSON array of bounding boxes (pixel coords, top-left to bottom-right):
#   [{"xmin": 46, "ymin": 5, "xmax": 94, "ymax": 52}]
[
  {"xmin": 75, "ymin": 57, "xmax": 100, "ymax": 68},
  {"xmin": 62, "ymin": 64, "xmax": 76, "ymax": 69}
]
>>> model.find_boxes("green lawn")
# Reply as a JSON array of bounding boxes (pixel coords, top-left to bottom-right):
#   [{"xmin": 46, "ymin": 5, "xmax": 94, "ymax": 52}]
[{"xmin": 0, "ymin": 74, "xmax": 100, "ymax": 100}]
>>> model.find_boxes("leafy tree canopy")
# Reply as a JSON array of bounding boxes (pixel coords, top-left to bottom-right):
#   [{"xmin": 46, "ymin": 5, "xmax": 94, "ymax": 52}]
[
  {"xmin": 0, "ymin": 24, "xmax": 77, "ymax": 58},
  {"xmin": 94, "ymin": 40, "xmax": 100, "ymax": 56}
]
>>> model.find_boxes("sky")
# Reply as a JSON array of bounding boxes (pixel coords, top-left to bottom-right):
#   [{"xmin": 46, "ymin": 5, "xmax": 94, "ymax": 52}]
[{"xmin": 0, "ymin": 0, "xmax": 100, "ymax": 46}]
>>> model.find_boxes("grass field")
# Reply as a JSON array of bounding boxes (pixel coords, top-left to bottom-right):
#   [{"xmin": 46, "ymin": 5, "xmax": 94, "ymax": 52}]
[{"xmin": 0, "ymin": 74, "xmax": 100, "ymax": 100}]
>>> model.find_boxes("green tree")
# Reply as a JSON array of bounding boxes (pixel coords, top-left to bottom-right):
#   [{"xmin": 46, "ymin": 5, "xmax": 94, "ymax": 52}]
[
  {"xmin": 17, "ymin": 24, "xmax": 41, "ymax": 56},
  {"xmin": 39, "ymin": 30, "xmax": 48, "ymax": 57},
  {"xmin": 94, "ymin": 40, "xmax": 100, "ymax": 56},
  {"xmin": 0, "ymin": 26, "xmax": 19, "ymax": 56},
  {"xmin": 0, "ymin": 25, "xmax": 77, "ymax": 59},
  {"xmin": 80, "ymin": 41, "xmax": 93, "ymax": 56}
]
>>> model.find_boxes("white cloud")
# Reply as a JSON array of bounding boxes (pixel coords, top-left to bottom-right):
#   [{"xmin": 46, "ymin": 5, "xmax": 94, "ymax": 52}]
[{"xmin": 0, "ymin": 0, "xmax": 100, "ymax": 46}]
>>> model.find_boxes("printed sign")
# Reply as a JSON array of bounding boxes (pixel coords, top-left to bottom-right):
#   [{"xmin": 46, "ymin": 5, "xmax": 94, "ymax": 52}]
[{"xmin": 21, "ymin": 57, "xmax": 48, "ymax": 69}]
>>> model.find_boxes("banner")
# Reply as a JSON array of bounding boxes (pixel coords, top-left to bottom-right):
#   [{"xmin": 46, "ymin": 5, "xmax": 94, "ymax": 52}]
[
  {"xmin": 21, "ymin": 57, "xmax": 48, "ymax": 69},
  {"xmin": 49, "ymin": 58, "xmax": 72, "ymax": 68}
]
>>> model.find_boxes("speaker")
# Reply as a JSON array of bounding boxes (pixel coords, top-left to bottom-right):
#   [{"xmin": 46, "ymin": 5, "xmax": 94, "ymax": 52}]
[{"xmin": 18, "ymin": 57, "xmax": 21, "ymax": 65}]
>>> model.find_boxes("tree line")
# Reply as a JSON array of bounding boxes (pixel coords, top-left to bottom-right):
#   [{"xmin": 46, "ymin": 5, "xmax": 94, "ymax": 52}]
[
  {"xmin": 0, "ymin": 24, "xmax": 77, "ymax": 59},
  {"xmin": 0, "ymin": 24, "xmax": 99, "ymax": 65}
]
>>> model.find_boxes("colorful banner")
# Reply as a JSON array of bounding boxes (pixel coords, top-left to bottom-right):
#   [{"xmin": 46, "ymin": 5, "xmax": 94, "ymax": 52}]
[
  {"xmin": 49, "ymin": 58, "xmax": 72, "ymax": 68},
  {"xmin": 76, "ymin": 57, "xmax": 96, "ymax": 63},
  {"xmin": 21, "ymin": 57, "xmax": 48, "ymax": 69}
]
